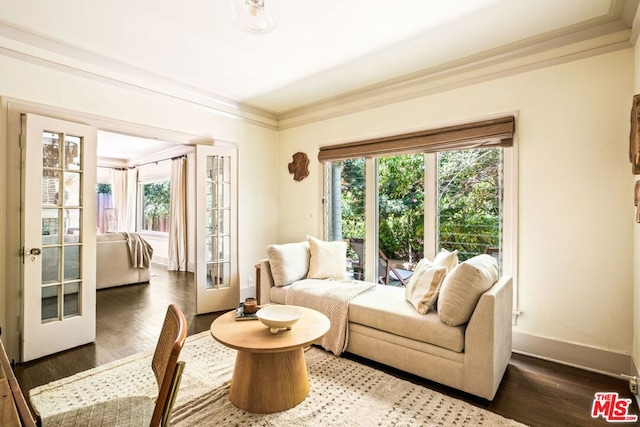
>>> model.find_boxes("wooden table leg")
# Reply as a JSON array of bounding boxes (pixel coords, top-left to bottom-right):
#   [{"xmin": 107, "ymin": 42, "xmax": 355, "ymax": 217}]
[{"xmin": 229, "ymin": 347, "xmax": 309, "ymax": 414}]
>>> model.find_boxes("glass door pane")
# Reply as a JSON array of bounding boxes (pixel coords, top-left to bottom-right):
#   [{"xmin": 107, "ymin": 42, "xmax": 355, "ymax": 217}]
[
  {"xmin": 40, "ymin": 131, "xmax": 84, "ymax": 321},
  {"xmin": 326, "ymin": 159, "xmax": 366, "ymax": 280},
  {"xmin": 437, "ymin": 148, "xmax": 502, "ymax": 263},
  {"xmin": 376, "ymin": 154, "xmax": 425, "ymax": 285},
  {"xmin": 206, "ymin": 155, "xmax": 231, "ymax": 290}
]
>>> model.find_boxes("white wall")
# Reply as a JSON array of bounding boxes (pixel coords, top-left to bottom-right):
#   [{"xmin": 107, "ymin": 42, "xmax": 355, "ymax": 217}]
[
  {"xmin": 633, "ymin": 38, "xmax": 640, "ymax": 397},
  {"xmin": 278, "ymin": 49, "xmax": 635, "ymax": 374},
  {"xmin": 0, "ymin": 54, "xmax": 278, "ymax": 358}
]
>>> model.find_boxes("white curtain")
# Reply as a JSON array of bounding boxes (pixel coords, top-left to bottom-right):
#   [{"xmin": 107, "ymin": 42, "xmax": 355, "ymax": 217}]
[
  {"xmin": 111, "ymin": 168, "xmax": 138, "ymax": 232},
  {"xmin": 167, "ymin": 157, "xmax": 187, "ymax": 271},
  {"xmin": 124, "ymin": 168, "xmax": 138, "ymax": 231}
]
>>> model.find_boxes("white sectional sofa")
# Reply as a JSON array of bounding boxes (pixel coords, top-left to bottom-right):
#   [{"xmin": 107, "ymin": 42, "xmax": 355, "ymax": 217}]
[
  {"xmin": 96, "ymin": 233, "xmax": 151, "ymax": 289},
  {"xmin": 258, "ymin": 237, "xmax": 513, "ymax": 400}
]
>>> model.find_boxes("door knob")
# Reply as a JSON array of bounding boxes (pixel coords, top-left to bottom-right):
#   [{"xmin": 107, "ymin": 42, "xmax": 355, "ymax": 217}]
[{"xmin": 30, "ymin": 248, "xmax": 42, "ymax": 256}]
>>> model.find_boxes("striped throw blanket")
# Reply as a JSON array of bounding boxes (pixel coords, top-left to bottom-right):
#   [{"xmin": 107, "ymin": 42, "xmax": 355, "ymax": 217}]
[{"xmin": 285, "ymin": 279, "xmax": 375, "ymax": 355}]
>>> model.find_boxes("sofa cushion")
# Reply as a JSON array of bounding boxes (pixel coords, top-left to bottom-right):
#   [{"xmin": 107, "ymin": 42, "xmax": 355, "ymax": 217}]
[
  {"xmin": 307, "ymin": 236, "xmax": 347, "ymax": 280},
  {"xmin": 266, "ymin": 241, "xmax": 310, "ymax": 287},
  {"xmin": 349, "ymin": 285, "xmax": 466, "ymax": 352},
  {"xmin": 438, "ymin": 254, "xmax": 499, "ymax": 326},
  {"xmin": 405, "ymin": 261, "xmax": 447, "ymax": 314}
]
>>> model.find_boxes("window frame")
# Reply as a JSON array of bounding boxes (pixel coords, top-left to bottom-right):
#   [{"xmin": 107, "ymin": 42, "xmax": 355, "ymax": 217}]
[{"xmin": 322, "ymin": 116, "xmax": 519, "ymax": 320}]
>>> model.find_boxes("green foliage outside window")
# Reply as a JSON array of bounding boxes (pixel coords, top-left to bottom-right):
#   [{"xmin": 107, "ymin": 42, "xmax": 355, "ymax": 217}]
[
  {"xmin": 142, "ymin": 181, "xmax": 171, "ymax": 232},
  {"xmin": 96, "ymin": 183, "xmax": 112, "ymax": 194},
  {"xmin": 438, "ymin": 148, "xmax": 501, "ymax": 261},
  {"xmin": 378, "ymin": 154, "xmax": 425, "ymax": 262},
  {"xmin": 337, "ymin": 148, "xmax": 501, "ymax": 263},
  {"xmin": 339, "ymin": 159, "xmax": 366, "ymax": 238}
]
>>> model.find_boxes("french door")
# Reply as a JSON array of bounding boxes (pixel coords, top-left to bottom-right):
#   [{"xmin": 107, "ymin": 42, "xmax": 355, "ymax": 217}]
[
  {"xmin": 195, "ymin": 144, "xmax": 238, "ymax": 314},
  {"xmin": 21, "ymin": 114, "xmax": 97, "ymax": 362}
]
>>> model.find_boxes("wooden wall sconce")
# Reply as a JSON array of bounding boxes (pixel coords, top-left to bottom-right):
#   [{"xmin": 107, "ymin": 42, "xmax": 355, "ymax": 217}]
[{"xmin": 288, "ymin": 152, "xmax": 309, "ymax": 181}]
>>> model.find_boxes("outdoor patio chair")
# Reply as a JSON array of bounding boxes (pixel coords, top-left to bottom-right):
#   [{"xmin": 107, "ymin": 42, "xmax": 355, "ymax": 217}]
[
  {"xmin": 348, "ymin": 238, "xmax": 365, "ymax": 280},
  {"xmin": 377, "ymin": 249, "xmax": 414, "ymax": 287}
]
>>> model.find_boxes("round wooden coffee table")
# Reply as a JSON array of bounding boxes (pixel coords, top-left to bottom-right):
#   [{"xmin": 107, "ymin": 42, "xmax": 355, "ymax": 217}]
[{"xmin": 210, "ymin": 306, "xmax": 330, "ymax": 414}]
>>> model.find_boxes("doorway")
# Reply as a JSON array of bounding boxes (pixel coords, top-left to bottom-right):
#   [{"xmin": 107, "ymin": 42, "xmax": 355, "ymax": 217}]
[{"xmin": 3, "ymin": 99, "xmax": 238, "ymax": 362}]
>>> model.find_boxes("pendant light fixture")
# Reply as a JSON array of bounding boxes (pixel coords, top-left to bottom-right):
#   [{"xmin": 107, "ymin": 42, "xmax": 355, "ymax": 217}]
[{"xmin": 229, "ymin": 0, "xmax": 279, "ymax": 34}]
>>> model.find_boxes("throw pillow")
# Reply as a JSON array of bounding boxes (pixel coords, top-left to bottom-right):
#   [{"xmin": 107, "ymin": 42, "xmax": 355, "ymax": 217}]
[
  {"xmin": 437, "ymin": 254, "xmax": 499, "ymax": 326},
  {"xmin": 405, "ymin": 260, "xmax": 447, "ymax": 314},
  {"xmin": 266, "ymin": 241, "xmax": 310, "ymax": 287},
  {"xmin": 307, "ymin": 236, "xmax": 348, "ymax": 280},
  {"xmin": 433, "ymin": 249, "xmax": 459, "ymax": 271}
]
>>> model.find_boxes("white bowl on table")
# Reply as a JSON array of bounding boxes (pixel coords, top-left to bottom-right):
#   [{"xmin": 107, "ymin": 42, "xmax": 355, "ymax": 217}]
[{"xmin": 256, "ymin": 305, "xmax": 303, "ymax": 334}]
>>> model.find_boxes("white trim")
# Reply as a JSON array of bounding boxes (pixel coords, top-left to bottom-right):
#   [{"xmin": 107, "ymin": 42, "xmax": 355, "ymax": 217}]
[
  {"xmin": 513, "ymin": 331, "xmax": 634, "ymax": 378},
  {"xmin": 0, "ymin": 1, "xmax": 635, "ymax": 130},
  {"xmin": 424, "ymin": 153, "xmax": 437, "ymax": 260},
  {"xmin": 364, "ymin": 158, "xmax": 377, "ymax": 283},
  {"xmin": 503, "ymin": 111, "xmax": 520, "ymax": 323},
  {"xmin": 0, "ymin": 21, "xmax": 278, "ymax": 129}
]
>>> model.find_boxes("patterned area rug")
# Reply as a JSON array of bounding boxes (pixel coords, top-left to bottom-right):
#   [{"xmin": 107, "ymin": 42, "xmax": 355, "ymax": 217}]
[{"xmin": 30, "ymin": 331, "xmax": 526, "ymax": 426}]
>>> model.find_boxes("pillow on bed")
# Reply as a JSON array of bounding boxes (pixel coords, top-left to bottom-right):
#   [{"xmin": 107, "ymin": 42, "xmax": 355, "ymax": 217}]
[
  {"xmin": 437, "ymin": 254, "xmax": 498, "ymax": 326},
  {"xmin": 307, "ymin": 236, "xmax": 348, "ymax": 280},
  {"xmin": 405, "ymin": 260, "xmax": 447, "ymax": 314},
  {"xmin": 266, "ymin": 241, "xmax": 310, "ymax": 287}
]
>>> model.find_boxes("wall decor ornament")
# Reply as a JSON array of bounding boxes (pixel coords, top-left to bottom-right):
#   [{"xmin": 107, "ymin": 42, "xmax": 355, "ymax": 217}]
[
  {"xmin": 629, "ymin": 94, "xmax": 640, "ymax": 174},
  {"xmin": 288, "ymin": 152, "xmax": 309, "ymax": 181}
]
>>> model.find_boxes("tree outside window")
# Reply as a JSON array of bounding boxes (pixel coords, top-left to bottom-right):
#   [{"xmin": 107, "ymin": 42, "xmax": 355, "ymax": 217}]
[
  {"xmin": 96, "ymin": 183, "xmax": 114, "ymax": 234},
  {"xmin": 329, "ymin": 148, "xmax": 502, "ymax": 267},
  {"xmin": 140, "ymin": 181, "xmax": 171, "ymax": 232}
]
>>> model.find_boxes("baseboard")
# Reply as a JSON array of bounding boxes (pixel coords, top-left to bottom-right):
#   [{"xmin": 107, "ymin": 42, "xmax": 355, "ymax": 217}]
[
  {"xmin": 152, "ymin": 256, "xmax": 169, "ymax": 266},
  {"xmin": 512, "ymin": 331, "xmax": 633, "ymax": 378}
]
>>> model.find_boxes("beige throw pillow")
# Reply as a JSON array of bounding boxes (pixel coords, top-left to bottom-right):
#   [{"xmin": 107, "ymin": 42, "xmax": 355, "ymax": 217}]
[
  {"xmin": 437, "ymin": 254, "xmax": 499, "ymax": 326},
  {"xmin": 307, "ymin": 236, "xmax": 348, "ymax": 280},
  {"xmin": 433, "ymin": 249, "xmax": 459, "ymax": 271},
  {"xmin": 405, "ymin": 260, "xmax": 447, "ymax": 314},
  {"xmin": 266, "ymin": 241, "xmax": 310, "ymax": 287}
]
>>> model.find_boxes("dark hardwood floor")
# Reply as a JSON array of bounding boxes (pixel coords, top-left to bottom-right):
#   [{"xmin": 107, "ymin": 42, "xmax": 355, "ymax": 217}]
[{"xmin": 14, "ymin": 265, "xmax": 639, "ymax": 426}]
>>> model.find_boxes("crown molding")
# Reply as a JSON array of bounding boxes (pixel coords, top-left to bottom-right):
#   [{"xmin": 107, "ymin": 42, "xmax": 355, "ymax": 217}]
[
  {"xmin": 278, "ymin": 4, "xmax": 635, "ymax": 129},
  {"xmin": 0, "ymin": 19, "xmax": 279, "ymax": 130},
  {"xmin": 0, "ymin": 0, "xmax": 637, "ymax": 132}
]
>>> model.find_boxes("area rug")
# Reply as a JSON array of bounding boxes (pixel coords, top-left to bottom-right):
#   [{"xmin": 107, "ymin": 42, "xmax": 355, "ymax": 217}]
[{"xmin": 30, "ymin": 331, "xmax": 526, "ymax": 426}]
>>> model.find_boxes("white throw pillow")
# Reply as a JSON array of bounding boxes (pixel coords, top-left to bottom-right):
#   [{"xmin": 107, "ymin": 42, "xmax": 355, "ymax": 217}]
[
  {"xmin": 405, "ymin": 260, "xmax": 447, "ymax": 314},
  {"xmin": 307, "ymin": 236, "xmax": 348, "ymax": 280},
  {"xmin": 266, "ymin": 241, "xmax": 310, "ymax": 287},
  {"xmin": 433, "ymin": 249, "xmax": 459, "ymax": 271},
  {"xmin": 437, "ymin": 254, "xmax": 499, "ymax": 326}
]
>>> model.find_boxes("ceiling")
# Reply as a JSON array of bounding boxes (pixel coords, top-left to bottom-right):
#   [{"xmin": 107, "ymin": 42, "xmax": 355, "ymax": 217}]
[
  {"xmin": 0, "ymin": 0, "xmax": 639, "ymax": 124},
  {"xmin": 96, "ymin": 131, "xmax": 179, "ymax": 161}
]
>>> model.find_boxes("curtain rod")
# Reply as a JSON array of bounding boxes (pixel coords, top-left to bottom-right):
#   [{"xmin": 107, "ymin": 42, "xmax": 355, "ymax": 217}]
[{"xmin": 98, "ymin": 154, "xmax": 187, "ymax": 170}]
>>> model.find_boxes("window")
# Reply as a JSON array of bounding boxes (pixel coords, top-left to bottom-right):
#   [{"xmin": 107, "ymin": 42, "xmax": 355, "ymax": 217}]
[
  {"xmin": 96, "ymin": 183, "xmax": 115, "ymax": 234},
  {"xmin": 139, "ymin": 180, "xmax": 171, "ymax": 232},
  {"xmin": 437, "ymin": 148, "xmax": 502, "ymax": 262},
  {"xmin": 378, "ymin": 154, "xmax": 425, "ymax": 263},
  {"xmin": 323, "ymin": 116, "xmax": 515, "ymax": 284},
  {"xmin": 326, "ymin": 158, "xmax": 366, "ymax": 279}
]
